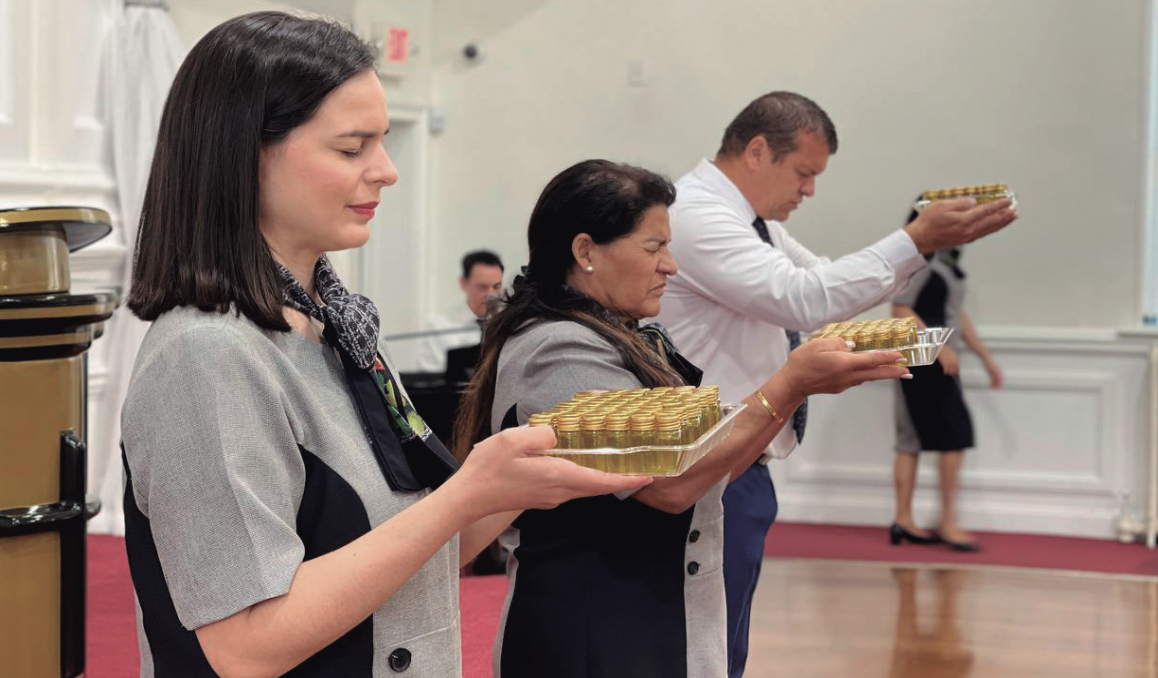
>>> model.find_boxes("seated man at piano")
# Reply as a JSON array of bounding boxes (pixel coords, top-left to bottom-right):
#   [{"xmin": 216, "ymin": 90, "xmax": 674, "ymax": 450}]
[{"xmin": 415, "ymin": 249, "xmax": 505, "ymax": 375}]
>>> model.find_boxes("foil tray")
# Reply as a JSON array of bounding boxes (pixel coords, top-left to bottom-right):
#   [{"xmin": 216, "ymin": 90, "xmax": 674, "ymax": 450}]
[
  {"xmin": 863, "ymin": 327, "xmax": 954, "ymax": 367},
  {"xmin": 531, "ymin": 403, "xmax": 748, "ymax": 477}
]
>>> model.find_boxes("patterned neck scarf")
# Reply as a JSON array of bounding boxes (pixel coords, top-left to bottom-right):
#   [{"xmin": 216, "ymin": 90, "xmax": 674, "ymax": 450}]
[
  {"xmin": 639, "ymin": 323, "xmax": 703, "ymax": 387},
  {"xmin": 280, "ymin": 257, "xmax": 380, "ymax": 370},
  {"xmin": 278, "ymin": 257, "xmax": 458, "ymax": 491}
]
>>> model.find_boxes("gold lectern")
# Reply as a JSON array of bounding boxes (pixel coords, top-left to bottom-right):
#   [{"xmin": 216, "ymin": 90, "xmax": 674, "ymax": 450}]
[{"xmin": 0, "ymin": 207, "xmax": 117, "ymax": 678}]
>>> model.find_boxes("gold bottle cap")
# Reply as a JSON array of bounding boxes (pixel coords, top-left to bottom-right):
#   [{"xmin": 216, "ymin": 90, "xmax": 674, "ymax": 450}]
[
  {"xmin": 554, "ymin": 413, "xmax": 582, "ymax": 431},
  {"xmin": 581, "ymin": 413, "xmax": 606, "ymax": 430},
  {"xmin": 630, "ymin": 412, "xmax": 657, "ymax": 429},
  {"xmin": 528, "ymin": 413, "xmax": 555, "ymax": 427},
  {"xmin": 655, "ymin": 411, "xmax": 682, "ymax": 430},
  {"xmin": 604, "ymin": 413, "xmax": 630, "ymax": 431}
]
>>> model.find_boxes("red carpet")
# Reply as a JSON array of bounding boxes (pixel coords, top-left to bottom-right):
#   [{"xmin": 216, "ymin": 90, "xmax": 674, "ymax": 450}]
[
  {"xmin": 85, "ymin": 535, "xmax": 509, "ymax": 678},
  {"xmin": 765, "ymin": 522, "xmax": 1158, "ymax": 576},
  {"xmin": 88, "ymin": 535, "xmax": 138, "ymax": 678},
  {"xmin": 87, "ymin": 524, "xmax": 1158, "ymax": 677}
]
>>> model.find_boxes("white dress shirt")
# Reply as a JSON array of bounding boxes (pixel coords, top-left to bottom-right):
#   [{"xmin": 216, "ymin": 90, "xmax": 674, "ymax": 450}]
[
  {"xmin": 414, "ymin": 304, "xmax": 482, "ymax": 372},
  {"xmin": 653, "ymin": 159, "xmax": 927, "ymax": 459}
]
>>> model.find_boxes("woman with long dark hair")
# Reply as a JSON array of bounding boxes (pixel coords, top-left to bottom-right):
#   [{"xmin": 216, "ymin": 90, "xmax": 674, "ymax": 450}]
[
  {"xmin": 119, "ymin": 14, "xmax": 647, "ymax": 677},
  {"xmin": 454, "ymin": 159, "xmax": 911, "ymax": 677}
]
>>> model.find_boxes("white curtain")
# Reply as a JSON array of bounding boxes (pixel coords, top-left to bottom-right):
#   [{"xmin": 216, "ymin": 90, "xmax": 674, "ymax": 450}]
[{"xmin": 88, "ymin": 3, "xmax": 184, "ymax": 535}]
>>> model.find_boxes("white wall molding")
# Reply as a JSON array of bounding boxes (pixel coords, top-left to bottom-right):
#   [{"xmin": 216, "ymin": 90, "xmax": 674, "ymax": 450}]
[
  {"xmin": 774, "ymin": 329, "xmax": 1152, "ymax": 539},
  {"xmin": 0, "ymin": 165, "xmax": 117, "ymax": 193},
  {"xmin": 777, "ymin": 491, "xmax": 1123, "ymax": 540}
]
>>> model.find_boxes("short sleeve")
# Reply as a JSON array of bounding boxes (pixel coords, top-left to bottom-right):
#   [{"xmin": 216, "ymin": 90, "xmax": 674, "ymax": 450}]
[
  {"xmin": 517, "ymin": 324, "xmax": 643, "ymax": 421},
  {"xmin": 122, "ymin": 324, "xmax": 306, "ymax": 630}
]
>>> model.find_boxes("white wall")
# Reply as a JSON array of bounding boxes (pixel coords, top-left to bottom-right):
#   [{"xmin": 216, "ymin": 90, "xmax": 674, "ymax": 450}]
[
  {"xmin": 426, "ymin": 0, "xmax": 1158, "ymax": 538},
  {"xmin": 168, "ymin": 0, "xmax": 354, "ymax": 48},
  {"xmin": 428, "ymin": 0, "xmax": 1150, "ymax": 330}
]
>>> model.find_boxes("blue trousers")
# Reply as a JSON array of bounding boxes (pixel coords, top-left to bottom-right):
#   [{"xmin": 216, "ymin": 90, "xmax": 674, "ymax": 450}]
[{"xmin": 722, "ymin": 462, "xmax": 778, "ymax": 678}]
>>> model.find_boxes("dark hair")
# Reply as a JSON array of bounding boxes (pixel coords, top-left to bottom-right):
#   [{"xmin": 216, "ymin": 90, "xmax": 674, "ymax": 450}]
[
  {"xmin": 461, "ymin": 250, "xmax": 504, "ymax": 279},
  {"xmin": 717, "ymin": 91, "xmax": 838, "ymax": 161},
  {"xmin": 127, "ymin": 12, "xmax": 376, "ymax": 330},
  {"xmin": 453, "ymin": 159, "xmax": 683, "ymax": 458}
]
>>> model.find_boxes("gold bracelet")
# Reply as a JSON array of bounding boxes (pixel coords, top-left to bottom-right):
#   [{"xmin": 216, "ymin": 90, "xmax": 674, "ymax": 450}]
[{"xmin": 753, "ymin": 389, "xmax": 785, "ymax": 424}]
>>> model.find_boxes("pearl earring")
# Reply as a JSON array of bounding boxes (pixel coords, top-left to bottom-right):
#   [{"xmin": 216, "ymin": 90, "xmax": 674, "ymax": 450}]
[{"xmin": 585, "ymin": 265, "xmax": 594, "ymax": 273}]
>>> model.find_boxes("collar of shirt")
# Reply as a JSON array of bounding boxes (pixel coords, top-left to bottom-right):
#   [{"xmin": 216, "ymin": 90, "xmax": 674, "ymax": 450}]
[{"xmin": 687, "ymin": 158, "xmax": 759, "ymax": 227}]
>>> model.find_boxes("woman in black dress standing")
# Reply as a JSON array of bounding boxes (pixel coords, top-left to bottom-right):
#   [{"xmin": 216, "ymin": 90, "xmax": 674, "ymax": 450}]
[{"xmin": 890, "ymin": 208, "xmax": 1004, "ymax": 552}]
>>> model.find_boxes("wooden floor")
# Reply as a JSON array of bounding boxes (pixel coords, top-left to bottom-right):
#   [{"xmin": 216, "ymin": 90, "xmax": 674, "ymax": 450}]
[{"xmin": 746, "ymin": 559, "xmax": 1158, "ymax": 678}]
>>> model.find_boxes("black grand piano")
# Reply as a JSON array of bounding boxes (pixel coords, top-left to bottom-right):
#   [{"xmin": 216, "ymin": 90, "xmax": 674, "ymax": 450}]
[
  {"xmin": 400, "ymin": 343, "xmax": 506, "ymax": 574},
  {"xmin": 399, "ymin": 343, "xmax": 480, "ymax": 449}
]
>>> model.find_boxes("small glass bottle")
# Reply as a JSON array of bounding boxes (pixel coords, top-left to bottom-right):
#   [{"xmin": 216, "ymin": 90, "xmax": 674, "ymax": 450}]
[
  {"xmin": 891, "ymin": 325, "xmax": 911, "ymax": 349},
  {"xmin": 679, "ymin": 405, "xmax": 702, "ymax": 443},
  {"xmin": 553, "ymin": 413, "xmax": 582, "ymax": 450},
  {"xmin": 654, "ymin": 411, "xmax": 683, "ymax": 448},
  {"xmin": 580, "ymin": 412, "xmax": 608, "ymax": 449},
  {"xmin": 629, "ymin": 412, "xmax": 658, "ymax": 447},
  {"xmin": 604, "ymin": 412, "xmax": 631, "ymax": 449},
  {"xmin": 877, "ymin": 327, "xmax": 896, "ymax": 350},
  {"xmin": 704, "ymin": 386, "xmax": 722, "ymax": 427},
  {"xmin": 853, "ymin": 329, "xmax": 873, "ymax": 352}
]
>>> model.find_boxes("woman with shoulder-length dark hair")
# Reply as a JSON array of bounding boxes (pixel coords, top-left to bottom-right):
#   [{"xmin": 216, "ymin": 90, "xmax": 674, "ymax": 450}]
[
  {"xmin": 453, "ymin": 159, "xmax": 911, "ymax": 678},
  {"xmin": 119, "ymin": 13, "xmax": 647, "ymax": 678}
]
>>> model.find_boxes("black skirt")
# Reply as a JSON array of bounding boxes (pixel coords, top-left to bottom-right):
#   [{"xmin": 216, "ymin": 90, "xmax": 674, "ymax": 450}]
[
  {"xmin": 500, "ymin": 496, "xmax": 695, "ymax": 678},
  {"xmin": 899, "ymin": 361, "xmax": 974, "ymax": 451}
]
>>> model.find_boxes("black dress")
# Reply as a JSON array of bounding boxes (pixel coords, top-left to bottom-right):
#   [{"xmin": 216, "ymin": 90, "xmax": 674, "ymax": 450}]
[{"xmin": 894, "ymin": 249, "xmax": 975, "ymax": 452}]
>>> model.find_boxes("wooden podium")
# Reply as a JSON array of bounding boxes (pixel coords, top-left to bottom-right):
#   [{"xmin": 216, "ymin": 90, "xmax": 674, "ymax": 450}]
[{"xmin": 0, "ymin": 207, "xmax": 116, "ymax": 677}]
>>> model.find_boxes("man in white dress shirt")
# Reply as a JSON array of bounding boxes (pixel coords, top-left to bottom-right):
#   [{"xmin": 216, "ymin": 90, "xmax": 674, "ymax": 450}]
[
  {"xmin": 415, "ymin": 250, "xmax": 504, "ymax": 372},
  {"xmin": 653, "ymin": 91, "xmax": 1017, "ymax": 678}
]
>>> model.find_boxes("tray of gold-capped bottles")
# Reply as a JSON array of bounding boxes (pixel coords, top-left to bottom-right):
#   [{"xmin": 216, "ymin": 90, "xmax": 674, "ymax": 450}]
[
  {"xmin": 524, "ymin": 385, "xmax": 747, "ymax": 477},
  {"xmin": 809, "ymin": 317, "xmax": 954, "ymax": 367},
  {"xmin": 915, "ymin": 183, "xmax": 1016, "ymax": 211}
]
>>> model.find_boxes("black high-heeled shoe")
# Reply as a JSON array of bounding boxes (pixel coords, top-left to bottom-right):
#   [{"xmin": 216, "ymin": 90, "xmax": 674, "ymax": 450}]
[{"xmin": 889, "ymin": 523, "xmax": 942, "ymax": 546}]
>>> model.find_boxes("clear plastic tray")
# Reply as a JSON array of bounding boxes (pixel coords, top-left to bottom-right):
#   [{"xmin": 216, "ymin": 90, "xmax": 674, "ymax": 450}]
[
  {"xmin": 915, "ymin": 190, "xmax": 1016, "ymax": 211},
  {"xmin": 862, "ymin": 327, "xmax": 954, "ymax": 367},
  {"xmin": 532, "ymin": 403, "xmax": 748, "ymax": 477}
]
